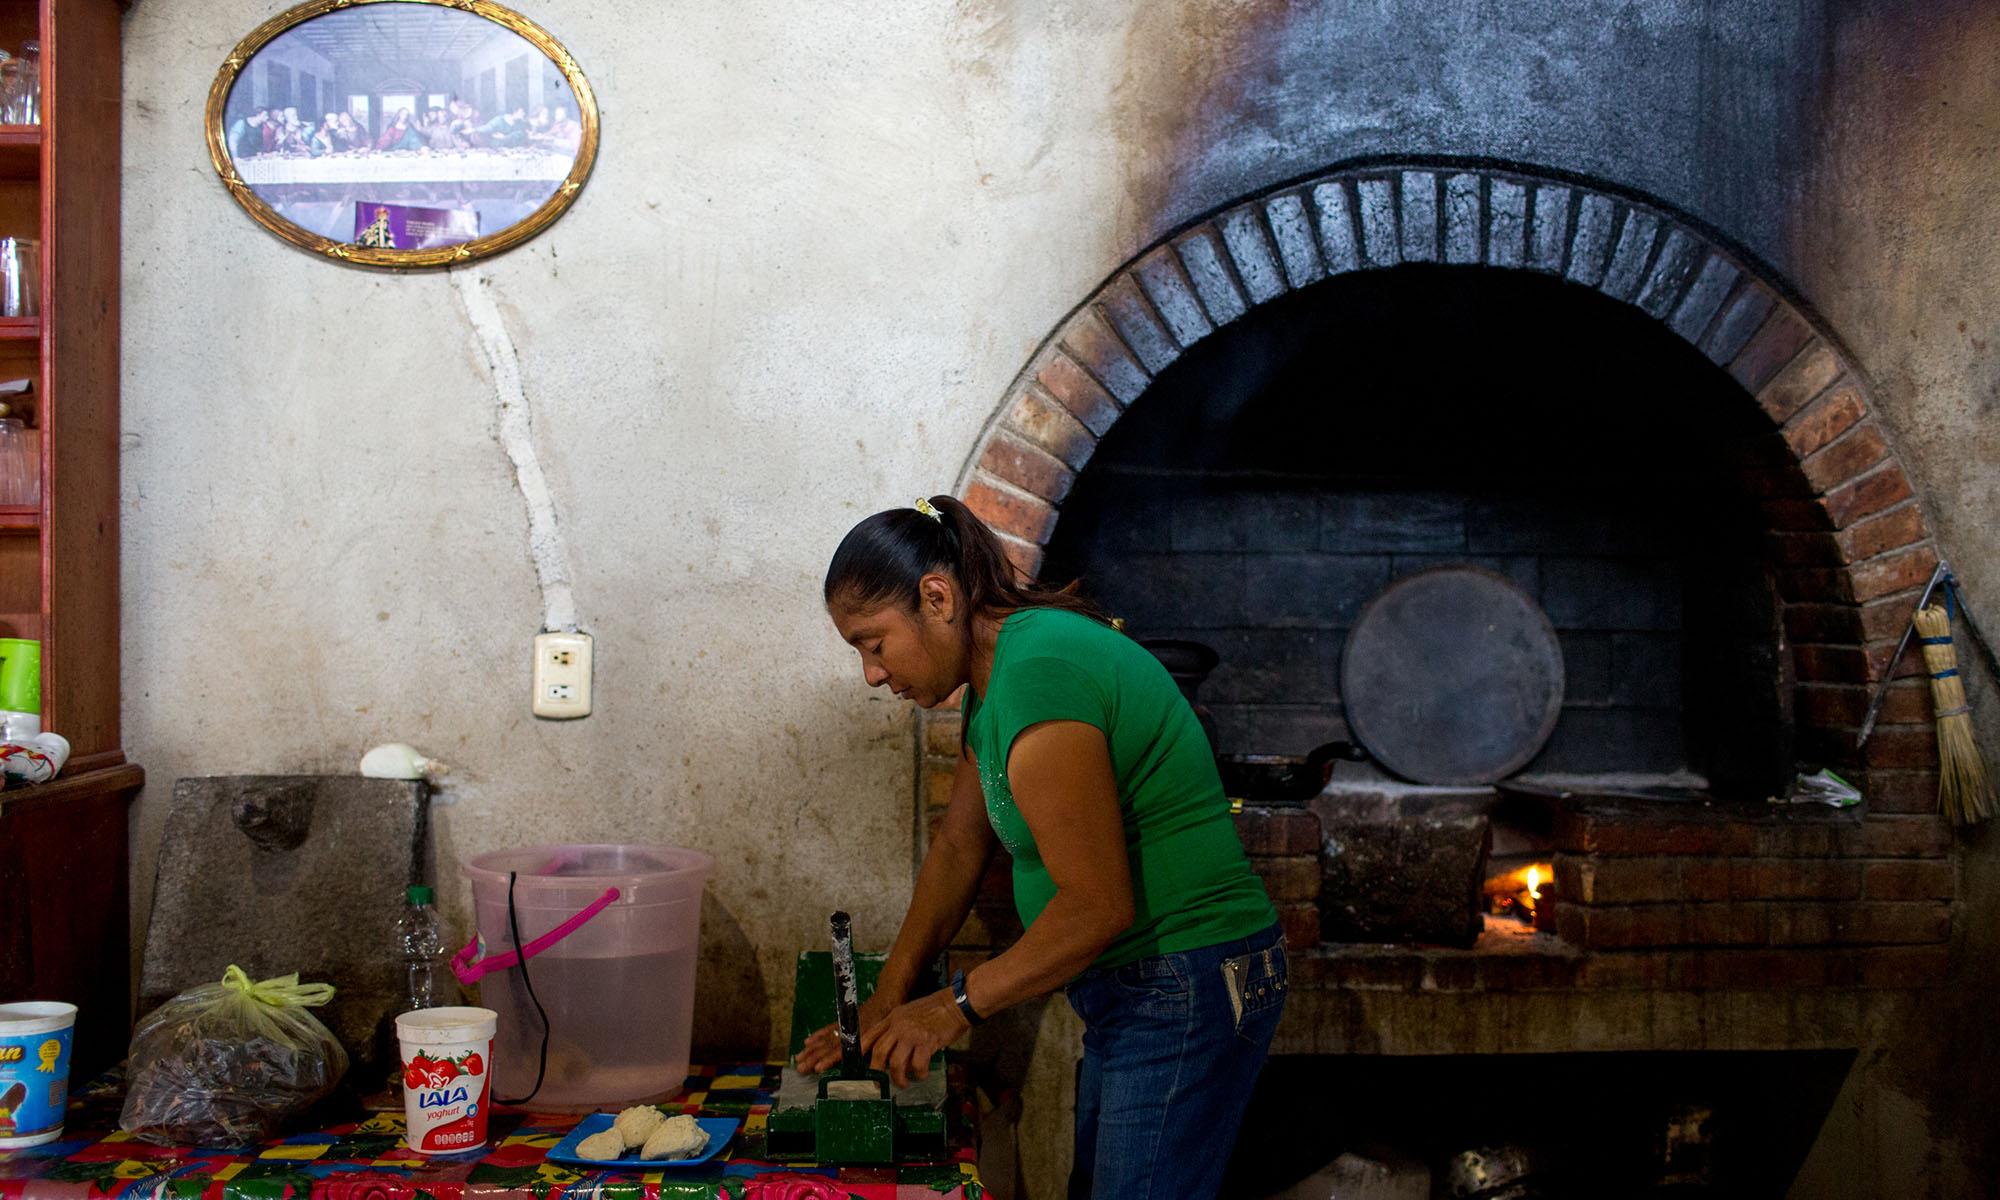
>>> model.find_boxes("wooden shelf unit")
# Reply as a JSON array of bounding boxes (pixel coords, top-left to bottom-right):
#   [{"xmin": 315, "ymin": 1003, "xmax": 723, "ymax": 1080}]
[{"xmin": 0, "ymin": 0, "xmax": 134, "ymax": 1077}]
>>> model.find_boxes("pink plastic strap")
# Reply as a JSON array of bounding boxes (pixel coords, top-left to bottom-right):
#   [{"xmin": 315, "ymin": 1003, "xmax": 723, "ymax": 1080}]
[{"xmin": 449, "ymin": 885, "xmax": 621, "ymax": 986}]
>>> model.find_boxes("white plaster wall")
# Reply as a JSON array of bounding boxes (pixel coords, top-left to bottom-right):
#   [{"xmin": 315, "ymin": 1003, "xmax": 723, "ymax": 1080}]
[
  {"xmin": 119, "ymin": 1, "xmax": 2000, "ymax": 1194},
  {"xmin": 121, "ymin": 0, "xmax": 1150, "ymax": 1058}
]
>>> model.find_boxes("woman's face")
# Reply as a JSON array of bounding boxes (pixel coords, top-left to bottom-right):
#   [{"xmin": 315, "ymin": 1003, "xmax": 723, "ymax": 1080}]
[{"xmin": 830, "ymin": 580, "xmax": 965, "ymax": 707}]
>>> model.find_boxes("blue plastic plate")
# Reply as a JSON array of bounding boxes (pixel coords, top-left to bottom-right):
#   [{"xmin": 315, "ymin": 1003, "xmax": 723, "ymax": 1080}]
[{"xmin": 546, "ymin": 1113, "xmax": 737, "ymax": 1168}]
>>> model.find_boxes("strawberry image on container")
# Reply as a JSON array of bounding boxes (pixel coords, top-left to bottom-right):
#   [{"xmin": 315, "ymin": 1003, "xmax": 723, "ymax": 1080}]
[{"xmin": 461, "ymin": 1052, "xmax": 484, "ymax": 1075}]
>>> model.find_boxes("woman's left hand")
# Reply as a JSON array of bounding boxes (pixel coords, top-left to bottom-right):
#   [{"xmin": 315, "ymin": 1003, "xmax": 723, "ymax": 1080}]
[{"xmin": 859, "ymin": 988, "xmax": 970, "ymax": 1088}]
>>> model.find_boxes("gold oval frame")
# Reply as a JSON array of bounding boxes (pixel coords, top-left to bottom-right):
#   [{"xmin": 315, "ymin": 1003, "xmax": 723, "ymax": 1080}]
[{"xmin": 205, "ymin": 0, "xmax": 598, "ymax": 268}]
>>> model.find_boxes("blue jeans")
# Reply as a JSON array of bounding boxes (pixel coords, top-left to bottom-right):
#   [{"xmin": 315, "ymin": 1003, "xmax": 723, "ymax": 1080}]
[{"xmin": 1065, "ymin": 924, "xmax": 1287, "ymax": 1199}]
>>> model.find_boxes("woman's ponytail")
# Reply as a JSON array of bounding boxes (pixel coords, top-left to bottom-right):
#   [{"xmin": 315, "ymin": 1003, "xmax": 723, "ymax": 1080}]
[{"xmin": 825, "ymin": 494, "xmax": 1110, "ymax": 625}]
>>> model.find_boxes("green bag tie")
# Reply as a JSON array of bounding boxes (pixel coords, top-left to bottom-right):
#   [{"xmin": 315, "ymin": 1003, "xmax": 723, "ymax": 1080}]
[{"xmin": 219, "ymin": 965, "xmax": 336, "ymax": 1008}]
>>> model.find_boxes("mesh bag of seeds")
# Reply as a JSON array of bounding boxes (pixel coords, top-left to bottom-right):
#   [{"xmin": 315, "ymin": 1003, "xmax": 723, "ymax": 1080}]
[{"xmin": 119, "ymin": 966, "xmax": 349, "ymax": 1147}]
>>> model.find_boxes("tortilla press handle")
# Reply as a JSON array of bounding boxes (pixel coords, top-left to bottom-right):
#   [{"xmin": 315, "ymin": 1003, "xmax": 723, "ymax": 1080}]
[{"xmin": 829, "ymin": 910, "xmax": 868, "ymax": 1078}]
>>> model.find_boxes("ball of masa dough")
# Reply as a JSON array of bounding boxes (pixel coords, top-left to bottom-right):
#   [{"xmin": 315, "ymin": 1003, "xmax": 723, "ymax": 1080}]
[
  {"xmin": 575, "ymin": 1128, "xmax": 626, "ymax": 1160},
  {"xmin": 640, "ymin": 1114, "xmax": 708, "ymax": 1161},
  {"xmin": 611, "ymin": 1105, "xmax": 666, "ymax": 1149}
]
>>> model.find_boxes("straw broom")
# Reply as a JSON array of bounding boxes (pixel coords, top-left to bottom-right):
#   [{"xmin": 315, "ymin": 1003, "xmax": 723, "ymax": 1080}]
[{"xmin": 1914, "ymin": 603, "xmax": 1995, "ymax": 825}]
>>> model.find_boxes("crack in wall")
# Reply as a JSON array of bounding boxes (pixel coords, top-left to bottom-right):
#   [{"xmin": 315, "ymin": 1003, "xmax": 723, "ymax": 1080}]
[{"xmin": 451, "ymin": 269, "xmax": 579, "ymax": 633}]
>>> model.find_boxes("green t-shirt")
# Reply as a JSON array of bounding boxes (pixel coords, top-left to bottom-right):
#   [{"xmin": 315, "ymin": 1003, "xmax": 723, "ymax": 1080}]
[{"xmin": 961, "ymin": 608, "xmax": 1276, "ymax": 970}]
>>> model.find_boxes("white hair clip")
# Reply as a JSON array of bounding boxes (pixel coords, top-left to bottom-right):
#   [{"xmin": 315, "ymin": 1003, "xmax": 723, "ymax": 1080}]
[{"xmin": 914, "ymin": 497, "xmax": 942, "ymax": 522}]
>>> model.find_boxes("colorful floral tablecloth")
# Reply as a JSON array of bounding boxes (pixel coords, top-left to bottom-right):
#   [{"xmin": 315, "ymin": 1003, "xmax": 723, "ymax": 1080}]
[{"xmin": 0, "ymin": 1065, "xmax": 981, "ymax": 1200}]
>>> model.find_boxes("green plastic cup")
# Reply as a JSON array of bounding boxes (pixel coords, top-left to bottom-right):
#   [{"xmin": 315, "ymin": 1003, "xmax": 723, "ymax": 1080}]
[{"xmin": 0, "ymin": 638, "xmax": 38, "ymax": 714}]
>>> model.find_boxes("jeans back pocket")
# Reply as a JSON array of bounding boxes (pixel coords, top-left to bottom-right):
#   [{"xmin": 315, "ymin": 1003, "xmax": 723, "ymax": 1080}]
[{"xmin": 1220, "ymin": 942, "xmax": 1287, "ymax": 1035}]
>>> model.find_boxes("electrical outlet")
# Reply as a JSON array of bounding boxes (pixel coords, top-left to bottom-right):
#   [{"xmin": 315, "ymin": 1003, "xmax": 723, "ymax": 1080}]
[{"xmin": 532, "ymin": 631, "xmax": 593, "ymax": 719}]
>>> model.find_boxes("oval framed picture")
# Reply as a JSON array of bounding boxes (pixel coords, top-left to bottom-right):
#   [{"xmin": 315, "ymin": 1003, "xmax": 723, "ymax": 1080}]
[{"xmin": 205, "ymin": 0, "xmax": 598, "ymax": 268}]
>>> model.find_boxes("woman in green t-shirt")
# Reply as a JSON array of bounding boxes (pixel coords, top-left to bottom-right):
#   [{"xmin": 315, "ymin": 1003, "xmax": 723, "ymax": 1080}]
[{"xmin": 799, "ymin": 494, "xmax": 1286, "ymax": 1199}]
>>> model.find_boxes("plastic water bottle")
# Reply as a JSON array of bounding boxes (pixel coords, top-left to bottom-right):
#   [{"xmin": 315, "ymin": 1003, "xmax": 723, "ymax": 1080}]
[{"xmin": 396, "ymin": 885, "xmax": 452, "ymax": 1013}]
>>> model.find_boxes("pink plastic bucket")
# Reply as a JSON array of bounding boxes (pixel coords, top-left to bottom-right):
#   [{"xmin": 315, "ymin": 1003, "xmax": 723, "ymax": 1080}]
[{"xmin": 460, "ymin": 845, "xmax": 712, "ymax": 1110}]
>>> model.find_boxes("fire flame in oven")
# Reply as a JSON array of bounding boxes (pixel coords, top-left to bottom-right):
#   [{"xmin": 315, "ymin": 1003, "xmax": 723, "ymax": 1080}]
[{"xmin": 1484, "ymin": 862, "xmax": 1554, "ymax": 925}]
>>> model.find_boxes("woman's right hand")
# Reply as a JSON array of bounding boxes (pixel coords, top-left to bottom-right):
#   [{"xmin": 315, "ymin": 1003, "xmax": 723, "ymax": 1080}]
[{"xmin": 793, "ymin": 987, "xmax": 902, "ymax": 1074}]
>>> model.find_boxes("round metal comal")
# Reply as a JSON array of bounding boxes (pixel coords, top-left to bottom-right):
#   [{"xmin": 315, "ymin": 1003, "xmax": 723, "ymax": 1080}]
[{"xmin": 1339, "ymin": 566, "xmax": 1565, "ymax": 786}]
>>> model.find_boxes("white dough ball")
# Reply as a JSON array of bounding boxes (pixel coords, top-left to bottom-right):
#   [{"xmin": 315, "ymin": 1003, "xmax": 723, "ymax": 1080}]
[
  {"xmin": 640, "ymin": 1114, "xmax": 708, "ymax": 1161},
  {"xmin": 612, "ymin": 1105, "xmax": 667, "ymax": 1149},
  {"xmin": 575, "ymin": 1129, "xmax": 626, "ymax": 1160}
]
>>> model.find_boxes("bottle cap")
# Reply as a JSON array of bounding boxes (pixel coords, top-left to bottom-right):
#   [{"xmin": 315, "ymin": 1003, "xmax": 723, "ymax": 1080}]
[{"xmin": 406, "ymin": 884, "xmax": 434, "ymax": 904}]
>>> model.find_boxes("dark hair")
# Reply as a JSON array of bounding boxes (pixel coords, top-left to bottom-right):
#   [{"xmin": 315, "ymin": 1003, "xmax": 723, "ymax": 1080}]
[{"xmin": 824, "ymin": 494, "xmax": 1111, "ymax": 624}]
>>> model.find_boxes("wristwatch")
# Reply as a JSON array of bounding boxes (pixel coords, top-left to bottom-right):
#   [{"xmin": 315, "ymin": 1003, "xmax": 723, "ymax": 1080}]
[{"xmin": 950, "ymin": 968, "xmax": 985, "ymax": 1027}]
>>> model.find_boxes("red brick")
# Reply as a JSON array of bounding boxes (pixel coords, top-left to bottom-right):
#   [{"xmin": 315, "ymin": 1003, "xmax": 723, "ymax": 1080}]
[
  {"xmin": 962, "ymin": 477, "xmax": 1057, "ymax": 545},
  {"xmin": 1862, "ymin": 859, "xmax": 1954, "ymax": 901},
  {"xmin": 1687, "ymin": 903, "xmax": 1768, "ymax": 945},
  {"xmin": 924, "ymin": 712, "xmax": 962, "ymax": 759},
  {"xmin": 1859, "ymin": 593, "xmax": 1923, "ymax": 641},
  {"xmin": 1822, "ymin": 464, "xmax": 1913, "ymax": 527},
  {"xmin": 927, "ymin": 768, "xmax": 955, "ymax": 810},
  {"xmin": 1423, "ymin": 954, "xmax": 1481, "ymax": 992},
  {"xmin": 1760, "ymin": 497, "xmax": 1836, "ymax": 532},
  {"xmin": 1840, "ymin": 816, "xmax": 1951, "ymax": 858},
  {"xmin": 1792, "ymin": 643, "xmax": 1873, "ymax": 684},
  {"xmin": 1767, "ymin": 531, "xmax": 1844, "ymax": 567},
  {"xmin": 1781, "ymin": 382, "xmax": 1866, "ymax": 458},
  {"xmin": 1060, "ymin": 309, "xmax": 1149, "ymax": 405},
  {"xmin": 977, "ymin": 430, "xmax": 1075, "ymax": 505},
  {"xmin": 1034, "ymin": 353, "xmax": 1119, "ymax": 436},
  {"xmin": 1850, "ymin": 544, "xmax": 1938, "ymax": 603},
  {"xmin": 1775, "ymin": 567, "xmax": 1848, "ymax": 604},
  {"xmin": 1248, "ymin": 855, "xmax": 1321, "ymax": 901},
  {"xmin": 1794, "ymin": 681, "xmax": 1931, "ymax": 728},
  {"xmin": 1766, "ymin": 901, "xmax": 1950, "ymax": 945},
  {"xmin": 1553, "ymin": 810, "xmax": 1721, "ymax": 856},
  {"xmin": 1859, "ymin": 725, "xmax": 1941, "ymax": 770},
  {"xmin": 1233, "ymin": 807, "xmax": 1320, "ymax": 855},
  {"xmin": 1784, "ymin": 604, "xmax": 1867, "ymax": 645},
  {"xmin": 1801, "ymin": 423, "xmax": 1890, "ymax": 493},
  {"xmin": 1681, "ymin": 858, "xmax": 1862, "ymax": 901},
  {"xmin": 1798, "ymin": 721, "xmax": 1938, "ymax": 771},
  {"xmin": 1735, "ymin": 465, "xmax": 1805, "ymax": 500},
  {"xmin": 1572, "ymin": 949, "xmax": 1670, "ymax": 989},
  {"xmin": 1756, "ymin": 342, "xmax": 1842, "ymax": 423},
  {"xmin": 1856, "ymin": 769, "xmax": 1941, "ymax": 815},
  {"xmin": 1556, "ymin": 904, "xmax": 1767, "ymax": 949},
  {"xmin": 1563, "ymin": 905, "xmax": 1700, "ymax": 948},
  {"xmin": 1728, "ymin": 307, "xmax": 1813, "ymax": 394},
  {"xmin": 1672, "ymin": 948, "xmax": 1842, "ymax": 989},
  {"xmin": 1472, "ymin": 952, "xmax": 1580, "ymax": 992},
  {"xmin": 1719, "ymin": 432, "xmax": 1798, "ymax": 470},
  {"xmin": 994, "ymin": 535, "xmax": 1042, "ymax": 580},
  {"xmin": 1275, "ymin": 902, "xmax": 1320, "ymax": 950},
  {"xmin": 1555, "ymin": 855, "xmax": 1680, "ymax": 903},
  {"xmin": 1854, "ymin": 944, "xmax": 1952, "ymax": 987},
  {"xmin": 1716, "ymin": 820, "xmax": 1842, "ymax": 857},
  {"xmin": 1006, "ymin": 388, "xmax": 1097, "ymax": 472},
  {"xmin": 1839, "ymin": 504, "xmax": 1927, "ymax": 562},
  {"xmin": 1297, "ymin": 948, "xmax": 1422, "ymax": 990}
]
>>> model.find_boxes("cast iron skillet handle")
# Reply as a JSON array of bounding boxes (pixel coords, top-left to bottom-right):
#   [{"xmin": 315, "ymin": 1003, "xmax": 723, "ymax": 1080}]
[{"xmin": 1304, "ymin": 740, "xmax": 1369, "ymax": 785}]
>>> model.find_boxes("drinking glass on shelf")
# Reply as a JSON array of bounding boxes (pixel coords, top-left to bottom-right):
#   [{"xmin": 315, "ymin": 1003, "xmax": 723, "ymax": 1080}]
[
  {"xmin": 0, "ymin": 414, "xmax": 37, "ymax": 506},
  {"xmin": 7, "ymin": 42, "xmax": 37, "ymax": 126},
  {"xmin": 0, "ymin": 237, "xmax": 37, "ymax": 317}
]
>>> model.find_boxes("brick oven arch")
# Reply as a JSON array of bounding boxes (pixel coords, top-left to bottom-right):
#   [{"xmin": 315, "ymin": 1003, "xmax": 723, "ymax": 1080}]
[{"xmin": 955, "ymin": 158, "xmax": 1941, "ymax": 785}]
